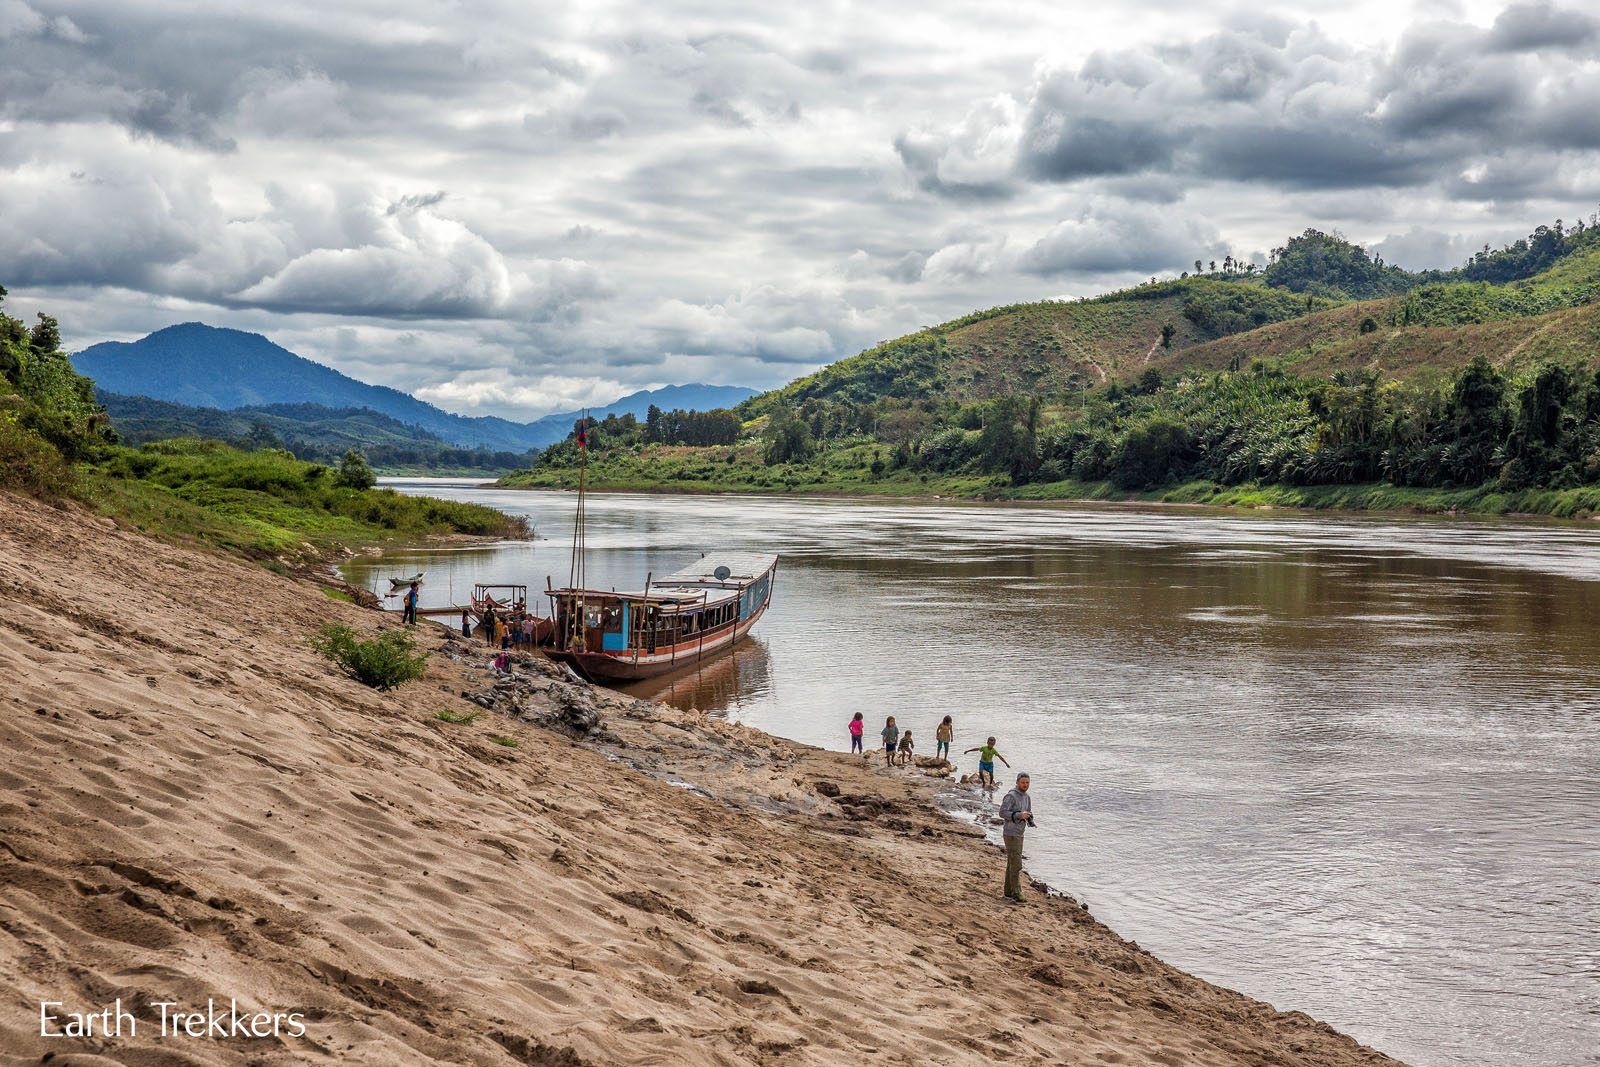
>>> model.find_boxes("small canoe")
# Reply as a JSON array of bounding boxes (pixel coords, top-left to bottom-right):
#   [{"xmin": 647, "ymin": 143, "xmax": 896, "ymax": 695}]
[{"xmin": 388, "ymin": 573, "xmax": 425, "ymax": 590}]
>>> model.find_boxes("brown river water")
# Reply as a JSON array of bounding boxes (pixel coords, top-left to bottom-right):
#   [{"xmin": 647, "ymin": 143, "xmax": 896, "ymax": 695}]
[{"xmin": 345, "ymin": 480, "xmax": 1600, "ymax": 1067}]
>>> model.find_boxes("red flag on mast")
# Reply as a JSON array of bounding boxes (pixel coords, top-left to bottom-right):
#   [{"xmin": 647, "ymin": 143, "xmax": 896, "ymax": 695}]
[{"xmin": 575, "ymin": 412, "xmax": 589, "ymax": 449}]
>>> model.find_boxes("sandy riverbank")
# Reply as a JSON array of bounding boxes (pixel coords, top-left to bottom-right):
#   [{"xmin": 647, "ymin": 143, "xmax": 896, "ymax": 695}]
[{"xmin": 0, "ymin": 489, "xmax": 1399, "ymax": 1065}]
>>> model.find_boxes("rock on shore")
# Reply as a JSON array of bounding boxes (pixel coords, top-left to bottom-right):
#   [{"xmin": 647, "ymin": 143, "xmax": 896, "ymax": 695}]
[{"xmin": 0, "ymin": 489, "xmax": 1401, "ymax": 1065}]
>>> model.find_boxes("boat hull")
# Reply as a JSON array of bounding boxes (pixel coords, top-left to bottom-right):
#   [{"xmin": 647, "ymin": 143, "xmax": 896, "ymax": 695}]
[{"xmin": 542, "ymin": 597, "xmax": 769, "ymax": 681}]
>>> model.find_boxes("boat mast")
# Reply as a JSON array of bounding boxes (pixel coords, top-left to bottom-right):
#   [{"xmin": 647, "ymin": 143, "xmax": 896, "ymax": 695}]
[{"xmin": 568, "ymin": 411, "xmax": 589, "ymax": 651}]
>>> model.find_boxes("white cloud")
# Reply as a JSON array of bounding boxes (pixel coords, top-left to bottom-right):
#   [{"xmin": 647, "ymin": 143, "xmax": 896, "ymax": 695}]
[{"xmin": 2, "ymin": 0, "xmax": 1598, "ymax": 420}]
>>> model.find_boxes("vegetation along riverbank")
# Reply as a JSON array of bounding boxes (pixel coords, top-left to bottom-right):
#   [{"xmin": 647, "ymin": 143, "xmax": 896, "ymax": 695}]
[
  {"xmin": 502, "ymin": 223, "xmax": 1600, "ymax": 520},
  {"xmin": 1, "ymin": 287, "xmax": 525, "ymax": 566}
]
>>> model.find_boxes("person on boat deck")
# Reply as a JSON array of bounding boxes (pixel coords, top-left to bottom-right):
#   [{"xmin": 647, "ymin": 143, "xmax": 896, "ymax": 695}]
[
  {"xmin": 880, "ymin": 716, "xmax": 900, "ymax": 767},
  {"xmin": 999, "ymin": 773, "xmax": 1034, "ymax": 903},
  {"xmin": 848, "ymin": 712, "xmax": 864, "ymax": 755},
  {"xmin": 897, "ymin": 729, "xmax": 915, "ymax": 766},
  {"xmin": 935, "ymin": 715, "xmax": 954, "ymax": 763},
  {"xmin": 461, "ymin": 608, "xmax": 472, "ymax": 638},
  {"xmin": 402, "ymin": 582, "xmax": 419, "ymax": 625},
  {"xmin": 964, "ymin": 736, "xmax": 1010, "ymax": 788}
]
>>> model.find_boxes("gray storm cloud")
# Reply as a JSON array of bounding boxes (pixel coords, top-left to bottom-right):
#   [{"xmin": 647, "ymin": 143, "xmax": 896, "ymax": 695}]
[{"xmin": 2, "ymin": 0, "xmax": 1599, "ymax": 419}]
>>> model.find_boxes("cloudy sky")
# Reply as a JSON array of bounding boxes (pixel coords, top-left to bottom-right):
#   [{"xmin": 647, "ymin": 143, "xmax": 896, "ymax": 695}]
[{"xmin": 4, "ymin": 0, "xmax": 1600, "ymax": 419}]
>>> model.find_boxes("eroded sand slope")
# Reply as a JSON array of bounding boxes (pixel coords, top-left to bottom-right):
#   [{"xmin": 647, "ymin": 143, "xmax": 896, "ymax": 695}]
[{"xmin": 0, "ymin": 491, "xmax": 1400, "ymax": 1066}]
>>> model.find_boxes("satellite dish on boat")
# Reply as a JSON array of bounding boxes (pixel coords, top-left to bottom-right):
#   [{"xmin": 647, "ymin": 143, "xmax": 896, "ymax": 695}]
[{"xmin": 714, "ymin": 565, "xmax": 731, "ymax": 581}]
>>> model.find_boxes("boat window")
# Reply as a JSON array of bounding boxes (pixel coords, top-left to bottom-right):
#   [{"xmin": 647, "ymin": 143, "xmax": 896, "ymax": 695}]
[{"xmin": 602, "ymin": 606, "xmax": 623, "ymax": 632}]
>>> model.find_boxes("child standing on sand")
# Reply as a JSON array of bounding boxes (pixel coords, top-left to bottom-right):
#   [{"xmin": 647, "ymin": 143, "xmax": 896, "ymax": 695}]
[
  {"xmin": 897, "ymin": 729, "xmax": 915, "ymax": 766},
  {"xmin": 935, "ymin": 715, "xmax": 953, "ymax": 762},
  {"xmin": 881, "ymin": 716, "xmax": 900, "ymax": 767},
  {"xmin": 964, "ymin": 736, "xmax": 1010, "ymax": 788},
  {"xmin": 849, "ymin": 712, "xmax": 865, "ymax": 754}
]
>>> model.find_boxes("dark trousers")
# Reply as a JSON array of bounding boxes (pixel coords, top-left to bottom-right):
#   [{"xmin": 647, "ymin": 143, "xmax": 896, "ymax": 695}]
[
  {"xmin": 850, "ymin": 735, "xmax": 862, "ymax": 753},
  {"xmin": 1004, "ymin": 835, "xmax": 1024, "ymax": 898}
]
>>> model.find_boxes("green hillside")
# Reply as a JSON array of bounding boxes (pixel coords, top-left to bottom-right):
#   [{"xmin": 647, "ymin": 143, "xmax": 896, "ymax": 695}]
[
  {"xmin": 503, "ymin": 219, "xmax": 1600, "ymax": 518},
  {"xmin": 1, "ymin": 286, "xmax": 522, "ymax": 560},
  {"xmin": 746, "ymin": 279, "xmax": 1336, "ymax": 414}
]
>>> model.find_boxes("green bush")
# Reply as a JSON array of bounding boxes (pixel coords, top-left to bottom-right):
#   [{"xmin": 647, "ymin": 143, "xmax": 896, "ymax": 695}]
[
  {"xmin": 0, "ymin": 410, "xmax": 74, "ymax": 497},
  {"xmin": 313, "ymin": 624, "xmax": 428, "ymax": 690},
  {"xmin": 336, "ymin": 449, "xmax": 377, "ymax": 489}
]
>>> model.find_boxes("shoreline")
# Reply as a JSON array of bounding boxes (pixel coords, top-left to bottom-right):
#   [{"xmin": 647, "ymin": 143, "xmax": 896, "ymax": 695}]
[
  {"xmin": 0, "ymin": 487, "xmax": 1402, "ymax": 1065},
  {"xmin": 485, "ymin": 475, "xmax": 1600, "ymax": 528}
]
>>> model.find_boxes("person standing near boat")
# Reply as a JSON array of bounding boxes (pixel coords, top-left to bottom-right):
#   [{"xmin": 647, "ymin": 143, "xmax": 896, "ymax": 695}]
[
  {"xmin": 880, "ymin": 716, "xmax": 900, "ymax": 767},
  {"xmin": 999, "ymin": 772, "xmax": 1034, "ymax": 903},
  {"xmin": 402, "ymin": 582, "xmax": 419, "ymax": 625},
  {"xmin": 849, "ymin": 712, "xmax": 865, "ymax": 755},
  {"xmin": 935, "ymin": 715, "xmax": 954, "ymax": 763}
]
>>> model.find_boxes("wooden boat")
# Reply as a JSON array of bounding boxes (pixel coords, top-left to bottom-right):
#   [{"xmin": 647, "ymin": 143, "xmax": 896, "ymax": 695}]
[
  {"xmin": 535, "ymin": 411, "xmax": 777, "ymax": 682},
  {"xmin": 539, "ymin": 554, "xmax": 777, "ymax": 681},
  {"xmin": 387, "ymin": 572, "xmax": 424, "ymax": 591}
]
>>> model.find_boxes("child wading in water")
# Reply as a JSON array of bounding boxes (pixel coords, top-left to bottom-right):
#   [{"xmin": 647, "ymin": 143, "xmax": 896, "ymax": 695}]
[
  {"xmin": 880, "ymin": 716, "xmax": 900, "ymax": 767},
  {"xmin": 964, "ymin": 736, "xmax": 1010, "ymax": 787},
  {"xmin": 935, "ymin": 715, "xmax": 953, "ymax": 763},
  {"xmin": 849, "ymin": 712, "xmax": 865, "ymax": 755},
  {"xmin": 897, "ymin": 729, "xmax": 915, "ymax": 766}
]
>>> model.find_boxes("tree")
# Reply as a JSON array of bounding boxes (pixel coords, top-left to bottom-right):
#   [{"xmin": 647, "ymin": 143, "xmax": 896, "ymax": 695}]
[
  {"xmin": 763, "ymin": 409, "xmax": 814, "ymax": 464},
  {"xmin": 644, "ymin": 403, "xmax": 664, "ymax": 443},
  {"xmin": 336, "ymin": 449, "xmax": 377, "ymax": 489},
  {"xmin": 1160, "ymin": 323, "xmax": 1176, "ymax": 348},
  {"xmin": 29, "ymin": 313, "xmax": 61, "ymax": 355},
  {"xmin": 245, "ymin": 420, "xmax": 282, "ymax": 451}
]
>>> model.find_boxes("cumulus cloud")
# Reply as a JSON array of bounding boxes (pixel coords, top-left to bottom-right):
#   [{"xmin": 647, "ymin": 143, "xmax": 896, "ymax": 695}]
[
  {"xmin": 900, "ymin": 7, "xmax": 1600, "ymax": 199},
  {"xmin": 1487, "ymin": 0, "xmax": 1599, "ymax": 51},
  {"xmin": 4, "ymin": 1, "xmax": 1600, "ymax": 420},
  {"xmin": 1018, "ymin": 203, "xmax": 1219, "ymax": 276}
]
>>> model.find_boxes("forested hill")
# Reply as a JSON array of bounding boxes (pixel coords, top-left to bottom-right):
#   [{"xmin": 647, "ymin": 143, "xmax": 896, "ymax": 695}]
[
  {"xmin": 74, "ymin": 323, "xmax": 553, "ymax": 451},
  {"xmin": 97, "ymin": 392, "xmax": 538, "ymax": 472},
  {"xmin": 74, "ymin": 322, "xmax": 758, "ymax": 453},
  {"xmin": 504, "ymin": 217, "xmax": 1600, "ymax": 517},
  {"xmin": 743, "ymin": 220, "xmax": 1600, "ymax": 417}
]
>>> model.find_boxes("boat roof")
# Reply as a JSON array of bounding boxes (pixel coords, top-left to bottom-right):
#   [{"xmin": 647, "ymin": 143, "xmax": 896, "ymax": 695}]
[
  {"xmin": 550, "ymin": 553, "xmax": 776, "ymax": 607},
  {"xmin": 661, "ymin": 553, "xmax": 778, "ymax": 584}
]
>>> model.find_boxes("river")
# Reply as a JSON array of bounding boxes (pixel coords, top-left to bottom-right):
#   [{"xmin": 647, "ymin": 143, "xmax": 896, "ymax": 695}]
[{"xmin": 344, "ymin": 480, "xmax": 1600, "ymax": 1067}]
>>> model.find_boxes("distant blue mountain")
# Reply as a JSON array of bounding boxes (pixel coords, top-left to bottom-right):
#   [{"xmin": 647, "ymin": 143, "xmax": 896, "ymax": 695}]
[{"xmin": 72, "ymin": 323, "xmax": 755, "ymax": 451}]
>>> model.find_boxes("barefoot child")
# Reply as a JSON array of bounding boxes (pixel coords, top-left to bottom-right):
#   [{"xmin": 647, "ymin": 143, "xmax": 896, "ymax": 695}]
[
  {"xmin": 881, "ymin": 716, "xmax": 900, "ymax": 767},
  {"xmin": 935, "ymin": 715, "xmax": 953, "ymax": 762},
  {"xmin": 964, "ymin": 736, "xmax": 1010, "ymax": 787},
  {"xmin": 849, "ymin": 712, "xmax": 865, "ymax": 754},
  {"xmin": 897, "ymin": 729, "xmax": 915, "ymax": 766}
]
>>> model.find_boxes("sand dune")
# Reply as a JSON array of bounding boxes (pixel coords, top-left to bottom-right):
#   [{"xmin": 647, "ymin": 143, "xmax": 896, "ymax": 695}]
[{"xmin": 0, "ymin": 490, "xmax": 1399, "ymax": 1065}]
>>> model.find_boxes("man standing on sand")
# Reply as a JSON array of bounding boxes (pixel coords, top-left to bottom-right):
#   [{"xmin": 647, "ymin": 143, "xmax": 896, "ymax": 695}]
[{"xmin": 999, "ymin": 773, "xmax": 1034, "ymax": 903}]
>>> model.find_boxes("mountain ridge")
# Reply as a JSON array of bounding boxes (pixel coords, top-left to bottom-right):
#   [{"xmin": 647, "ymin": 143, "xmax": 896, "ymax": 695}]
[{"xmin": 73, "ymin": 323, "xmax": 756, "ymax": 451}]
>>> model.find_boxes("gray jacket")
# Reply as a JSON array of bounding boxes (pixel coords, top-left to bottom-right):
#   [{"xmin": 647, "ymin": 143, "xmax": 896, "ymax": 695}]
[{"xmin": 999, "ymin": 788, "xmax": 1032, "ymax": 838}]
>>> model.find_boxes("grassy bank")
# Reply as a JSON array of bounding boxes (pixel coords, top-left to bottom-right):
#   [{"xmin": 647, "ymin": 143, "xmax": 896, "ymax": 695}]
[
  {"xmin": 502, "ymin": 452, "xmax": 1600, "ymax": 520},
  {"xmin": 87, "ymin": 438, "xmax": 527, "ymax": 561}
]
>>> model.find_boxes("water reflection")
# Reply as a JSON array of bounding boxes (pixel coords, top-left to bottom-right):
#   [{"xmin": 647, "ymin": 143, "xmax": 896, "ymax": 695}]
[
  {"xmin": 345, "ymin": 481, "xmax": 1600, "ymax": 1067},
  {"xmin": 620, "ymin": 636, "xmax": 773, "ymax": 711}
]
